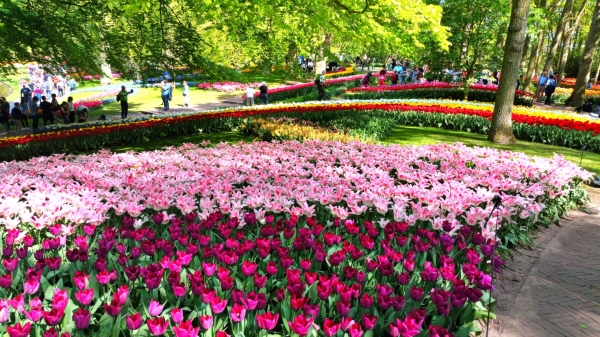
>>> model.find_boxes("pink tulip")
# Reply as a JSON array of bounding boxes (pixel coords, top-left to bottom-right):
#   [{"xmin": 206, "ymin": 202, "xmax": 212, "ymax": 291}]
[
  {"xmin": 171, "ymin": 307, "xmax": 183, "ymax": 324},
  {"xmin": 147, "ymin": 317, "xmax": 168, "ymax": 336},
  {"xmin": 199, "ymin": 315, "xmax": 213, "ymax": 330},
  {"xmin": 75, "ymin": 289, "xmax": 94, "ymax": 306},
  {"xmin": 172, "ymin": 320, "xmax": 200, "ymax": 337},
  {"xmin": 230, "ymin": 303, "xmax": 246, "ymax": 323},
  {"xmin": 148, "ymin": 299, "xmax": 164, "ymax": 316}
]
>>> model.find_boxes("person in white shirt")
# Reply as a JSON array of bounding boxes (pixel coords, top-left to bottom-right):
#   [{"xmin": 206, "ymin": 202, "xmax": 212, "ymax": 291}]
[
  {"xmin": 245, "ymin": 86, "xmax": 255, "ymax": 106},
  {"xmin": 182, "ymin": 81, "xmax": 190, "ymax": 107}
]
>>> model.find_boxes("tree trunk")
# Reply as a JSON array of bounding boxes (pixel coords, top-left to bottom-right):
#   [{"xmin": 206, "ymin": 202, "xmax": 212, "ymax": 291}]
[
  {"xmin": 521, "ymin": 35, "xmax": 531, "ymax": 69},
  {"xmin": 556, "ymin": 0, "xmax": 589, "ymax": 84},
  {"xmin": 543, "ymin": 0, "xmax": 574, "ymax": 73},
  {"xmin": 488, "ymin": 0, "xmax": 531, "ymax": 144},
  {"xmin": 556, "ymin": 33, "xmax": 571, "ymax": 85},
  {"xmin": 524, "ymin": 35, "xmax": 544, "ymax": 92},
  {"xmin": 570, "ymin": 0, "xmax": 600, "ymax": 107}
]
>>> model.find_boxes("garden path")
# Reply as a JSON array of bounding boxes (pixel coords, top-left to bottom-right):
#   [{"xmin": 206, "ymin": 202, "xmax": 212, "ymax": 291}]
[{"xmin": 486, "ymin": 186, "xmax": 600, "ymax": 337}]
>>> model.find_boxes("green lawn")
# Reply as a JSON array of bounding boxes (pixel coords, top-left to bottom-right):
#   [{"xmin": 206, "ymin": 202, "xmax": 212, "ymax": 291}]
[
  {"xmin": 90, "ymin": 88, "xmax": 241, "ymax": 118},
  {"xmin": 239, "ymin": 70, "xmax": 308, "ymax": 87},
  {"xmin": 2, "ymin": 72, "xmax": 27, "ymax": 102},
  {"xmin": 386, "ymin": 126, "xmax": 600, "ymax": 174},
  {"xmin": 110, "ymin": 131, "xmax": 253, "ymax": 152}
]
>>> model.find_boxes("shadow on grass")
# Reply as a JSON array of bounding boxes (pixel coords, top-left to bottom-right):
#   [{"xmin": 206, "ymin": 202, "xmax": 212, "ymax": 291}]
[
  {"xmin": 111, "ymin": 131, "xmax": 254, "ymax": 153},
  {"xmin": 386, "ymin": 126, "xmax": 600, "ymax": 174}
]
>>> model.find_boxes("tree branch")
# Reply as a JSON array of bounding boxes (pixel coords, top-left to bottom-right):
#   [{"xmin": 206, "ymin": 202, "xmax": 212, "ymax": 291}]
[{"xmin": 331, "ymin": 0, "xmax": 370, "ymax": 14}]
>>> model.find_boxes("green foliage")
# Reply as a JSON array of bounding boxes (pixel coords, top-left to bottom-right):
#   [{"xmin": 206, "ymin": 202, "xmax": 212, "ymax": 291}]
[
  {"xmin": 423, "ymin": 0, "xmax": 511, "ymax": 75},
  {"xmin": 1, "ymin": 0, "xmax": 450, "ymax": 81},
  {"xmin": 343, "ymin": 87, "xmax": 535, "ymax": 106}
]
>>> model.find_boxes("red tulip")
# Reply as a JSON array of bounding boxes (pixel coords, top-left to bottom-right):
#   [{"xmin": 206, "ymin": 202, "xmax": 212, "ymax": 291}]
[
  {"xmin": 73, "ymin": 271, "xmax": 89, "ymax": 290},
  {"xmin": 43, "ymin": 308, "xmax": 64, "ymax": 326},
  {"xmin": 323, "ymin": 318, "xmax": 341, "ymax": 337},
  {"xmin": 290, "ymin": 293, "xmax": 307, "ymax": 311}
]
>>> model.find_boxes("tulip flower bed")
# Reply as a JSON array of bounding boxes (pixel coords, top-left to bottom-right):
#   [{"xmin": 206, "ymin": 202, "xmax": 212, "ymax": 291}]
[
  {"xmin": 243, "ymin": 117, "xmax": 370, "ymax": 143},
  {"xmin": 551, "ymin": 87, "xmax": 600, "ymax": 105},
  {"xmin": 324, "ymin": 67, "xmax": 355, "ymax": 78},
  {"xmin": 197, "ymin": 82, "xmax": 262, "ymax": 93},
  {"xmin": 343, "ymin": 83, "xmax": 535, "ymax": 107},
  {"xmin": 242, "ymin": 74, "xmax": 378, "ymax": 103},
  {"xmin": 0, "ymin": 140, "xmax": 591, "ymax": 336},
  {"xmin": 1, "ymin": 99, "xmax": 600, "ymax": 162}
]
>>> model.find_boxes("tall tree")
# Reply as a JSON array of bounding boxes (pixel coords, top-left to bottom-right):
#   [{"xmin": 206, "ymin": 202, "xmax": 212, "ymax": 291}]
[
  {"xmin": 488, "ymin": 0, "xmax": 532, "ymax": 144},
  {"xmin": 424, "ymin": 0, "xmax": 511, "ymax": 80},
  {"xmin": 556, "ymin": 0, "xmax": 589, "ymax": 83},
  {"xmin": 523, "ymin": 0, "xmax": 548, "ymax": 92},
  {"xmin": 570, "ymin": 0, "xmax": 600, "ymax": 107},
  {"xmin": 543, "ymin": 0, "xmax": 576, "ymax": 73}
]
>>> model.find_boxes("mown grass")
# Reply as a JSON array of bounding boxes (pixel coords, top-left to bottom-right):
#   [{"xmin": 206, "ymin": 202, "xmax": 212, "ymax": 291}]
[
  {"xmin": 385, "ymin": 125, "xmax": 600, "ymax": 174},
  {"xmin": 110, "ymin": 131, "xmax": 254, "ymax": 153}
]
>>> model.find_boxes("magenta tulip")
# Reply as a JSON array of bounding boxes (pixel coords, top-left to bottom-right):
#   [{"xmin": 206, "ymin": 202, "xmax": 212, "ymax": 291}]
[{"xmin": 256, "ymin": 312, "xmax": 279, "ymax": 330}]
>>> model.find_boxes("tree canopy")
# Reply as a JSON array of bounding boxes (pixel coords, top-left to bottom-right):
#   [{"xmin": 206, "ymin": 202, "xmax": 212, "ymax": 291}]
[{"xmin": 0, "ymin": 0, "xmax": 449, "ymax": 78}]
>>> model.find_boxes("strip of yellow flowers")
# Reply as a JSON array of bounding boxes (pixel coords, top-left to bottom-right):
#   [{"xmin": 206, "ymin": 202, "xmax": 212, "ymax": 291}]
[{"xmin": 243, "ymin": 118, "xmax": 374, "ymax": 144}]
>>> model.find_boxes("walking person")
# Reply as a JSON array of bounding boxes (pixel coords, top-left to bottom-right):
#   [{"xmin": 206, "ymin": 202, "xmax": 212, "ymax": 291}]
[
  {"xmin": 20, "ymin": 85, "xmax": 32, "ymax": 130},
  {"xmin": 67, "ymin": 97, "xmax": 75, "ymax": 123},
  {"xmin": 245, "ymin": 86, "xmax": 255, "ymax": 106},
  {"xmin": 544, "ymin": 75, "xmax": 557, "ymax": 105},
  {"xmin": 117, "ymin": 85, "xmax": 134, "ymax": 118},
  {"xmin": 44, "ymin": 79, "xmax": 52, "ymax": 97},
  {"xmin": 39, "ymin": 96, "xmax": 54, "ymax": 127},
  {"xmin": 182, "ymin": 81, "xmax": 190, "ymax": 107},
  {"xmin": 29, "ymin": 97, "xmax": 40, "ymax": 130},
  {"xmin": 160, "ymin": 80, "xmax": 171, "ymax": 111},
  {"xmin": 536, "ymin": 71, "xmax": 548, "ymax": 102},
  {"xmin": 57, "ymin": 80, "xmax": 64, "ymax": 97},
  {"xmin": 11, "ymin": 103, "xmax": 23, "ymax": 136},
  {"xmin": 50, "ymin": 94, "xmax": 60, "ymax": 121},
  {"xmin": 259, "ymin": 82, "xmax": 268, "ymax": 104},
  {"xmin": 315, "ymin": 70, "xmax": 326, "ymax": 101}
]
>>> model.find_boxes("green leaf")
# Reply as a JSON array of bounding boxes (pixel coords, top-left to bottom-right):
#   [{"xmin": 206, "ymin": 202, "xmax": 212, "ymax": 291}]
[{"xmin": 98, "ymin": 313, "xmax": 114, "ymax": 336}]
